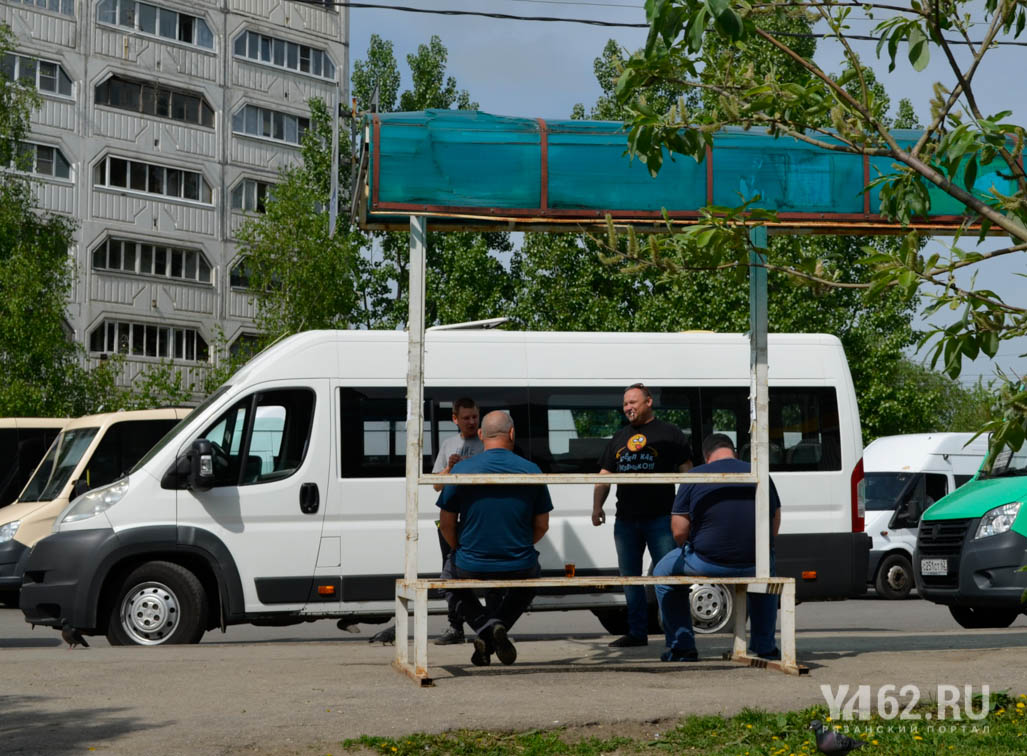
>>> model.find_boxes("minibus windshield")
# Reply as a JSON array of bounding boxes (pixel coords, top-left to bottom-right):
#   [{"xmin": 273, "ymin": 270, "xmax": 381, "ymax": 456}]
[
  {"xmin": 129, "ymin": 385, "xmax": 231, "ymax": 474},
  {"xmin": 18, "ymin": 427, "xmax": 100, "ymax": 502},
  {"xmin": 982, "ymin": 447, "xmax": 1027, "ymax": 479},
  {"xmin": 863, "ymin": 472, "xmax": 919, "ymax": 510}
]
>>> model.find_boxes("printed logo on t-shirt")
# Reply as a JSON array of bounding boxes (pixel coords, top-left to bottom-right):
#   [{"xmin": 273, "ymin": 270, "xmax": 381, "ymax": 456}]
[{"xmin": 627, "ymin": 433, "xmax": 647, "ymax": 452}]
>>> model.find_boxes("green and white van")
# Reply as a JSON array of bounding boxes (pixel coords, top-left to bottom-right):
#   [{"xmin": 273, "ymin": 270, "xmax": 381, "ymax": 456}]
[{"xmin": 914, "ymin": 444, "xmax": 1027, "ymax": 628}]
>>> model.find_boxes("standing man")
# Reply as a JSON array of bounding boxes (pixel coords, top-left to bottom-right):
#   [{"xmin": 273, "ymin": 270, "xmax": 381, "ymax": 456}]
[
  {"xmin": 653, "ymin": 433, "xmax": 782, "ymax": 661},
  {"xmin": 432, "ymin": 397, "xmax": 483, "ymax": 645},
  {"xmin": 593, "ymin": 383, "xmax": 692, "ymax": 647},
  {"xmin": 438, "ymin": 411, "xmax": 552, "ymax": 667}
]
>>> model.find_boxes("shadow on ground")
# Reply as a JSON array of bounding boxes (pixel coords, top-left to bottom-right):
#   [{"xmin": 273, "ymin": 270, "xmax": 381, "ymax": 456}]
[{"xmin": 0, "ymin": 694, "xmax": 168, "ymax": 755}]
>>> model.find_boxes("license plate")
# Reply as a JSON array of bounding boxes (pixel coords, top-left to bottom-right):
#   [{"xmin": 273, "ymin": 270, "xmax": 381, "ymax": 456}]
[{"xmin": 920, "ymin": 558, "xmax": 948, "ymax": 576}]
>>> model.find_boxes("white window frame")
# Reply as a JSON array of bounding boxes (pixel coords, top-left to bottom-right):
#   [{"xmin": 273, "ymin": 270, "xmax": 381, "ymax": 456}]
[
  {"xmin": 91, "ymin": 237, "xmax": 214, "ymax": 285},
  {"xmin": 2, "ymin": 53, "xmax": 74, "ymax": 98},
  {"xmin": 230, "ymin": 178, "xmax": 274, "ymax": 213},
  {"xmin": 96, "ymin": 0, "xmax": 215, "ymax": 51},
  {"xmin": 11, "ymin": 142, "xmax": 73, "ymax": 181},
  {"xmin": 10, "ymin": 0, "xmax": 75, "ymax": 18},
  {"xmin": 93, "ymin": 155, "xmax": 213, "ymax": 205},
  {"xmin": 88, "ymin": 318, "xmax": 209, "ymax": 362},
  {"xmin": 231, "ymin": 104, "xmax": 309, "ymax": 146},
  {"xmin": 232, "ymin": 30, "xmax": 336, "ymax": 81}
]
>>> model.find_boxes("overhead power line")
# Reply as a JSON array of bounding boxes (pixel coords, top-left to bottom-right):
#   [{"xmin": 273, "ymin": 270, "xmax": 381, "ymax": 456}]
[{"xmin": 291, "ymin": 0, "xmax": 1027, "ymax": 45}]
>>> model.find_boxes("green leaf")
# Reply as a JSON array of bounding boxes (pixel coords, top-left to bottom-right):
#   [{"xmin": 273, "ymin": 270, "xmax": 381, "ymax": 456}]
[
  {"xmin": 963, "ymin": 156, "xmax": 978, "ymax": 192},
  {"xmin": 908, "ymin": 26, "xmax": 930, "ymax": 71}
]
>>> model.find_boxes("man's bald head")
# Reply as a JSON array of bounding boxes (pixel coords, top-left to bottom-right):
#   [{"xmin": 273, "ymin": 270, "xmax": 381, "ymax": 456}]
[{"xmin": 479, "ymin": 411, "xmax": 515, "ymax": 449}]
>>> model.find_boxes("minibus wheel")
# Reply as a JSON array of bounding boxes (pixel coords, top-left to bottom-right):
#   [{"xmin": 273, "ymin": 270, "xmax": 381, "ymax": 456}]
[
  {"xmin": 874, "ymin": 553, "xmax": 913, "ymax": 600},
  {"xmin": 948, "ymin": 605, "xmax": 1020, "ymax": 629},
  {"xmin": 107, "ymin": 561, "xmax": 208, "ymax": 646},
  {"xmin": 690, "ymin": 583, "xmax": 733, "ymax": 634}
]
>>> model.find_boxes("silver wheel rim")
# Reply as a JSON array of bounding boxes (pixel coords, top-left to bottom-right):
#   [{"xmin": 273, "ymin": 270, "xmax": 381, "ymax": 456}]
[
  {"xmin": 885, "ymin": 564, "xmax": 910, "ymax": 592},
  {"xmin": 690, "ymin": 583, "xmax": 732, "ymax": 634},
  {"xmin": 120, "ymin": 580, "xmax": 180, "ymax": 645}
]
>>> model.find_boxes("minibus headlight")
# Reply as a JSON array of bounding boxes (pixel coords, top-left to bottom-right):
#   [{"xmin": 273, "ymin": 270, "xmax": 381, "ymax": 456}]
[
  {"xmin": 59, "ymin": 478, "xmax": 130, "ymax": 525},
  {"xmin": 0, "ymin": 520, "xmax": 20, "ymax": 543},
  {"xmin": 974, "ymin": 502, "xmax": 1022, "ymax": 540}
]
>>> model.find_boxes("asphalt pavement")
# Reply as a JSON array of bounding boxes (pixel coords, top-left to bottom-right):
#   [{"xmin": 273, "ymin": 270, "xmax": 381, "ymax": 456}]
[{"xmin": 2, "ymin": 599, "xmax": 1026, "ymax": 755}]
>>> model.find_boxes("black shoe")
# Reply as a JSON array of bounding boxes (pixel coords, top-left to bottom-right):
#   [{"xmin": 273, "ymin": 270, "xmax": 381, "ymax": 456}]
[
  {"xmin": 471, "ymin": 636, "xmax": 492, "ymax": 666},
  {"xmin": 752, "ymin": 647, "xmax": 781, "ymax": 661},
  {"xmin": 491, "ymin": 623, "xmax": 517, "ymax": 665},
  {"xmin": 608, "ymin": 634, "xmax": 648, "ymax": 648},
  {"xmin": 660, "ymin": 647, "xmax": 699, "ymax": 662},
  {"xmin": 434, "ymin": 626, "xmax": 465, "ymax": 646}
]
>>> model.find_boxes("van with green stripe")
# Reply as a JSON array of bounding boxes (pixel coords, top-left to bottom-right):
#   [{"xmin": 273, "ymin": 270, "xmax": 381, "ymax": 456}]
[{"xmin": 914, "ymin": 444, "xmax": 1027, "ymax": 628}]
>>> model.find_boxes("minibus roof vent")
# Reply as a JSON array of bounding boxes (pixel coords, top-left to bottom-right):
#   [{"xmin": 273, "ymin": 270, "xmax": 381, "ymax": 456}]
[{"xmin": 427, "ymin": 317, "xmax": 509, "ymax": 331}]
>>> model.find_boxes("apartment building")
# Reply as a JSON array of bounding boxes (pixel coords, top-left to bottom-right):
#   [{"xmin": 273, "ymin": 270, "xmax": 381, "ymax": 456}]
[{"xmin": 2, "ymin": 0, "xmax": 348, "ymax": 392}]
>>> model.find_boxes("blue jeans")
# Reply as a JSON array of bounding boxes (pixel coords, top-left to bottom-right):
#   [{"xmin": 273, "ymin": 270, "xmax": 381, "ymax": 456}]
[
  {"xmin": 653, "ymin": 546, "xmax": 778, "ymax": 656},
  {"xmin": 613, "ymin": 516, "xmax": 676, "ymax": 638}
]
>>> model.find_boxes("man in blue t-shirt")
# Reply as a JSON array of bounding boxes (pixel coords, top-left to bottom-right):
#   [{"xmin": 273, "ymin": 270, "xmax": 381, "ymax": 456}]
[
  {"xmin": 438, "ymin": 411, "xmax": 553, "ymax": 667},
  {"xmin": 653, "ymin": 433, "xmax": 782, "ymax": 661}
]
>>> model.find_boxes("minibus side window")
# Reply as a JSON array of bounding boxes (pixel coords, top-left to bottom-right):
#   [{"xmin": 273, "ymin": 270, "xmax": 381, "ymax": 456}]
[
  {"xmin": 81, "ymin": 419, "xmax": 179, "ymax": 493},
  {"xmin": 721, "ymin": 387, "xmax": 842, "ymax": 472},
  {"xmin": 200, "ymin": 389, "xmax": 315, "ymax": 487},
  {"xmin": 953, "ymin": 474, "xmax": 974, "ymax": 489},
  {"xmin": 0, "ymin": 429, "xmax": 20, "ymax": 503},
  {"xmin": 528, "ymin": 387, "xmax": 698, "ymax": 473}
]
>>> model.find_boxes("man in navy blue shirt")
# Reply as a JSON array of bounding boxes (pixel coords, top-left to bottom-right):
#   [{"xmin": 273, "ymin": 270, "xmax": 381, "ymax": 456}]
[
  {"xmin": 653, "ymin": 433, "xmax": 781, "ymax": 661},
  {"xmin": 438, "ymin": 411, "xmax": 553, "ymax": 667}
]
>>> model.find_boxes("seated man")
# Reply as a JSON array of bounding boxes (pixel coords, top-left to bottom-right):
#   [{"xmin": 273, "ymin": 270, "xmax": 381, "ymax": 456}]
[
  {"xmin": 438, "ymin": 411, "xmax": 553, "ymax": 666},
  {"xmin": 653, "ymin": 433, "xmax": 781, "ymax": 661}
]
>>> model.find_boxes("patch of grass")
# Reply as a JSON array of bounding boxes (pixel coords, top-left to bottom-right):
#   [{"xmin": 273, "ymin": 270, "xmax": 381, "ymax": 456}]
[{"xmin": 340, "ymin": 692, "xmax": 1027, "ymax": 755}]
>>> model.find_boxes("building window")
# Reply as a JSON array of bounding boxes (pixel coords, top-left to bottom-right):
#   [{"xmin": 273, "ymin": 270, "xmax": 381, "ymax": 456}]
[
  {"xmin": 95, "ymin": 75, "xmax": 214, "ymax": 127},
  {"xmin": 89, "ymin": 319, "xmax": 209, "ymax": 361},
  {"xmin": 229, "ymin": 333, "xmax": 261, "ymax": 361},
  {"xmin": 232, "ymin": 105, "xmax": 308, "ymax": 145},
  {"xmin": 12, "ymin": 143, "xmax": 72, "ymax": 179},
  {"xmin": 96, "ymin": 0, "xmax": 214, "ymax": 50},
  {"xmin": 233, "ymin": 31, "xmax": 336, "ymax": 80},
  {"xmin": 9, "ymin": 0, "xmax": 75, "ymax": 17},
  {"xmin": 92, "ymin": 237, "xmax": 212, "ymax": 284},
  {"xmin": 229, "ymin": 257, "xmax": 252, "ymax": 289},
  {"xmin": 231, "ymin": 178, "xmax": 273, "ymax": 213},
  {"xmin": 1, "ymin": 54, "xmax": 73, "ymax": 97},
  {"xmin": 93, "ymin": 155, "xmax": 212, "ymax": 203}
]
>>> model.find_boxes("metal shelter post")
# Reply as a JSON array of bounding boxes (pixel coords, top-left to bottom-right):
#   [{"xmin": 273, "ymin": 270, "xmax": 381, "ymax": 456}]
[
  {"xmin": 749, "ymin": 225, "xmax": 770, "ymax": 581},
  {"xmin": 404, "ymin": 215, "xmax": 427, "ymax": 582}
]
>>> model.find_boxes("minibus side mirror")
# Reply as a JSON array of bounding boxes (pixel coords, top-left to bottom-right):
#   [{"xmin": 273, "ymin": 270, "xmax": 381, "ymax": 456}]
[
  {"xmin": 189, "ymin": 439, "xmax": 216, "ymax": 492},
  {"xmin": 160, "ymin": 454, "xmax": 192, "ymax": 490}
]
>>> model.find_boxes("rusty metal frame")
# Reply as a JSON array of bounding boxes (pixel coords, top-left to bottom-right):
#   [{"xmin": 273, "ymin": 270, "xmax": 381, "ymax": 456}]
[{"xmin": 395, "ymin": 575, "xmax": 805, "ymax": 684}]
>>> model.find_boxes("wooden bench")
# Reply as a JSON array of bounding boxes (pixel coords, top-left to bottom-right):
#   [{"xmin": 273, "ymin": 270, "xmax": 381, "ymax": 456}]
[{"xmin": 394, "ymin": 575, "xmax": 805, "ymax": 686}]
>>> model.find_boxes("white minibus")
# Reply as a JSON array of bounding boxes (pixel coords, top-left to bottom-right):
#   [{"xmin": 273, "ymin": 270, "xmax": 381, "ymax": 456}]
[
  {"xmin": 20, "ymin": 330, "xmax": 869, "ymax": 645},
  {"xmin": 862, "ymin": 432, "xmax": 987, "ymax": 599},
  {"xmin": 0, "ymin": 409, "xmax": 188, "ymax": 603}
]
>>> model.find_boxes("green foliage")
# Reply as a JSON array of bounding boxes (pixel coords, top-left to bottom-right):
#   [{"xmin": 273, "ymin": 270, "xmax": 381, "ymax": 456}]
[
  {"xmin": 235, "ymin": 98, "xmax": 364, "ymax": 339},
  {"xmin": 342, "ymin": 695, "xmax": 1027, "ymax": 755},
  {"xmin": 399, "ymin": 36, "xmax": 478, "ymax": 111},
  {"xmin": 612, "ymin": 1, "xmax": 1027, "ymax": 450}
]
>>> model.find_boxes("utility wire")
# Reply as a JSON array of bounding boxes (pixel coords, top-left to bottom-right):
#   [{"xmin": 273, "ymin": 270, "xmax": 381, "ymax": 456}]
[{"xmin": 293, "ymin": 0, "xmax": 1027, "ymax": 45}]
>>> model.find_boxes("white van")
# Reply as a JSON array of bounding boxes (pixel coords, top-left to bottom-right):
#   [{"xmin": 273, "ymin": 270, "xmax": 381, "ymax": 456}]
[
  {"xmin": 0, "ymin": 409, "xmax": 188, "ymax": 601},
  {"xmin": 20, "ymin": 330, "xmax": 869, "ymax": 645},
  {"xmin": 862, "ymin": 432, "xmax": 987, "ymax": 599}
]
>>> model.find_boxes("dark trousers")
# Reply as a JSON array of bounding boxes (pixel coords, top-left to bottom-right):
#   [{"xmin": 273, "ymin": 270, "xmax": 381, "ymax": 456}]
[
  {"xmin": 438, "ymin": 529, "xmax": 462, "ymax": 629},
  {"xmin": 440, "ymin": 558, "xmax": 540, "ymax": 636}
]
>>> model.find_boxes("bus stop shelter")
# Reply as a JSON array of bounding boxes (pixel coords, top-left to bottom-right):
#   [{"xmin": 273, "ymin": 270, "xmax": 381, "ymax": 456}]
[{"xmin": 352, "ymin": 109, "xmax": 1010, "ymax": 685}]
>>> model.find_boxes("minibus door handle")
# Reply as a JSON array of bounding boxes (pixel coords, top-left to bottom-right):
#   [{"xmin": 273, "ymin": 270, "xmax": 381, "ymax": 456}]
[{"xmin": 299, "ymin": 483, "xmax": 320, "ymax": 514}]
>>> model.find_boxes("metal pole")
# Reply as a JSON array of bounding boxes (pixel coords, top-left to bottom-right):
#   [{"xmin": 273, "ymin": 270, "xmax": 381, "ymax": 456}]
[
  {"xmin": 328, "ymin": 85, "xmax": 340, "ymax": 237},
  {"xmin": 404, "ymin": 216, "xmax": 427, "ymax": 582},
  {"xmin": 749, "ymin": 226, "xmax": 770, "ymax": 580}
]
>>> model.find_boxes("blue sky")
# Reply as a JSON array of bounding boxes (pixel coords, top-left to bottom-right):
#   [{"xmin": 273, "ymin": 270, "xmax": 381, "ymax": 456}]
[{"xmin": 347, "ymin": 0, "xmax": 1025, "ymax": 385}]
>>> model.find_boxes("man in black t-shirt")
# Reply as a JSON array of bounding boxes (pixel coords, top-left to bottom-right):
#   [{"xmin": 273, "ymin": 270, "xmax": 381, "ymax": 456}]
[{"xmin": 593, "ymin": 383, "xmax": 692, "ymax": 647}]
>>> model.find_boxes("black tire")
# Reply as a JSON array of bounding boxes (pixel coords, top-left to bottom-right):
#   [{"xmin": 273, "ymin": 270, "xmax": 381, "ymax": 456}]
[
  {"xmin": 948, "ymin": 605, "xmax": 1020, "ymax": 629},
  {"xmin": 874, "ymin": 553, "xmax": 914, "ymax": 600},
  {"xmin": 591, "ymin": 607, "xmax": 630, "ymax": 635},
  {"xmin": 107, "ymin": 561, "xmax": 207, "ymax": 646}
]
